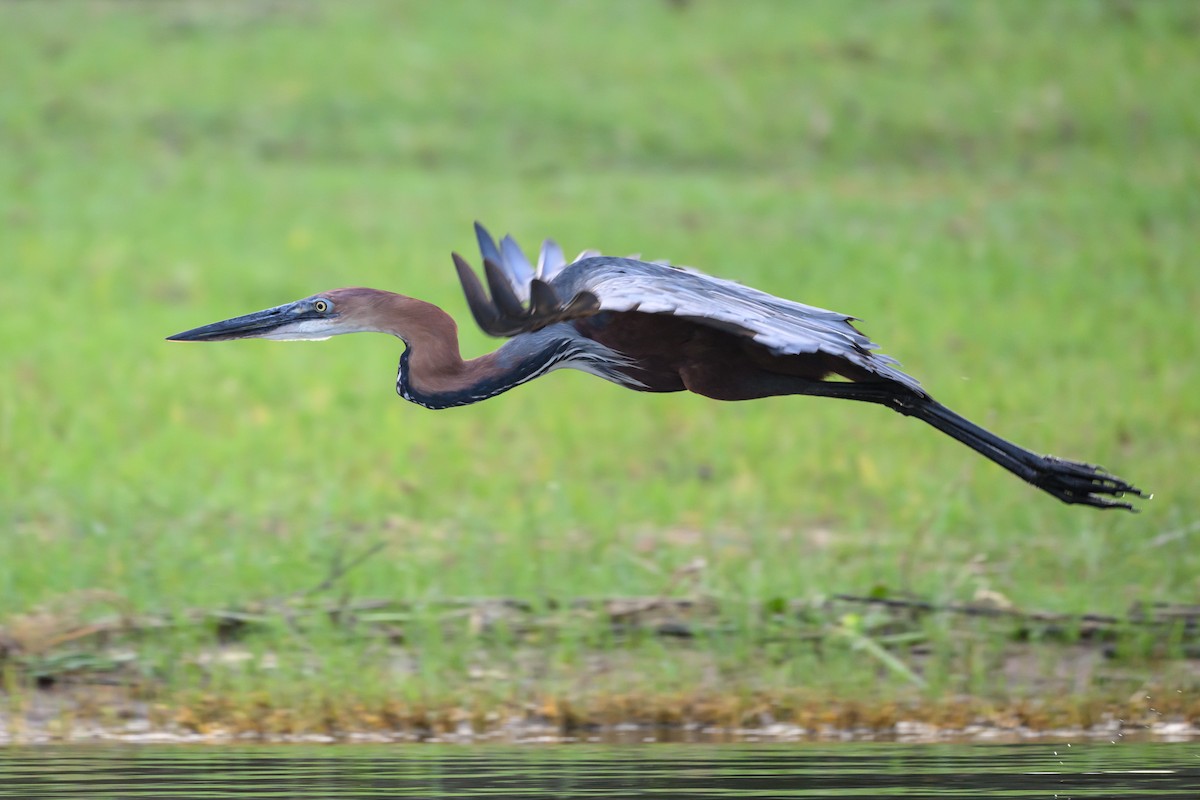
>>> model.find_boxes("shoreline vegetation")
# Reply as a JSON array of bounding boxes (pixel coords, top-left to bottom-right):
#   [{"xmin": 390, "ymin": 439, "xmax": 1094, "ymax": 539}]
[
  {"xmin": 3, "ymin": 1, "xmax": 1197, "ymax": 744},
  {"xmin": 3, "ymin": 555, "xmax": 1199, "ymax": 744}
]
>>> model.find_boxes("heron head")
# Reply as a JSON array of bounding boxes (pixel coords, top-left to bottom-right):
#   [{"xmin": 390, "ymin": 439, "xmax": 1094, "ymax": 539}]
[{"xmin": 166, "ymin": 288, "xmax": 392, "ymax": 342}]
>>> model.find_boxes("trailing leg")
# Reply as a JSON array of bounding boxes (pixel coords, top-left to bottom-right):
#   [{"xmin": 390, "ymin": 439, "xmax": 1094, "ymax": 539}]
[
  {"xmin": 742, "ymin": 375, "xmax": 1143, "ymax": 510},
  {"xmin": 891, "ymin": 392, "xmax": 1144, "ymax": 510}
]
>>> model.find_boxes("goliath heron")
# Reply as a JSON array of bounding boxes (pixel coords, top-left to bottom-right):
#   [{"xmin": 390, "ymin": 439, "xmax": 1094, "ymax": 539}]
[{"xmin": 168, "ymin": 223, "xmax": 1144, "ymax": 510}]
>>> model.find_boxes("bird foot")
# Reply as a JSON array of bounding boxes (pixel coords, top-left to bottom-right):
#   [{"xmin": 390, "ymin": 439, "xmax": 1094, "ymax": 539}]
[{"xmin": 1034, "ymin": 455, "xmax": 1148, "ymax": 511}]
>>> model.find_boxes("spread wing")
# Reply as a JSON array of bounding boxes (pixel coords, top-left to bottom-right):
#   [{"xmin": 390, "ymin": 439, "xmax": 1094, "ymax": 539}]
[{"xmin": 453, "ymin": 222, "xmax": 920, "ymax": 390}]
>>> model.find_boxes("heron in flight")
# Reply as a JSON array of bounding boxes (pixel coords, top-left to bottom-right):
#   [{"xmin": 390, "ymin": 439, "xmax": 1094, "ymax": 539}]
[{"xmin": 168, "ymin": 223, "xmax": 1144, "ymax": 510}]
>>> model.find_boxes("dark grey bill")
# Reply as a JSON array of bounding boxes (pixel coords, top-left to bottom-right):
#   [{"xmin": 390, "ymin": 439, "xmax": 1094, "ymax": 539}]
[{"xmin": 166, "ymin": 302, "xmax": 309, "ymax": 342}]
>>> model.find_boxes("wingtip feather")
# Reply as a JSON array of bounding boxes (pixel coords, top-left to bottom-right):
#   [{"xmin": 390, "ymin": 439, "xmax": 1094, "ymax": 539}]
[
  {"xmin": 483, "ymin": 257, "xmax": 527, "ymax": 319},
  {"xmin": 499, "ymin": 234, "xmax": 535, "ymax": 283},
  {"xmin": 537, "ymin": 239, "xmax": 566, "ymax": 279},
  {"xmin": 474, "ymin": 221, "xmax": 503, "ymax": 265},
  {"xmin": 453, "ymin": 251, "xmax": 504, "ymax": 334}
]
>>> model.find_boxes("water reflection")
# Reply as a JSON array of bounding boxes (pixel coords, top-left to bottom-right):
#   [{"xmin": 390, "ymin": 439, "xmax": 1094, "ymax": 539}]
[{"xmin": 0, "ymin": 743, "xmax": 1197, "ymax": 798}]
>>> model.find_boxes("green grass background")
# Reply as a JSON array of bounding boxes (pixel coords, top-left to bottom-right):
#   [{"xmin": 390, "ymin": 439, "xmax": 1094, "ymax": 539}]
[{"xmin": 1, "ymin": 0, "xmax": 1197, "ymax": 710}]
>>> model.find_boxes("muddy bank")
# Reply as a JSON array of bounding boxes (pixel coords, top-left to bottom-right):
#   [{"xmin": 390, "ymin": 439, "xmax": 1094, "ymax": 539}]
[{"xmin": 4, "ymin": 682, "xmax": 1199, "ymax": 746}]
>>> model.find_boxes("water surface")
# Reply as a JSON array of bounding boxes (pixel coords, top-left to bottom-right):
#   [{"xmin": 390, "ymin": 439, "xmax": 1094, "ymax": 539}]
[{"xmin": 1, "ymin": 742, "xmax": 1197, "ymax": 798}]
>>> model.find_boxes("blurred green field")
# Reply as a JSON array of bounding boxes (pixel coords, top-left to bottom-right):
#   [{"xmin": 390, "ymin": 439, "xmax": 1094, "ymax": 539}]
[{"xmin": 1, "ymin": 1, "xmax": 1198, "ymax": 730}]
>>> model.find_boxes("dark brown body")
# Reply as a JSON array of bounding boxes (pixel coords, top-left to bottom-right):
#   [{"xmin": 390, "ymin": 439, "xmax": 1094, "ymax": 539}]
[{"xmin": 578, "ymin": 311, "xmax": 880, "ymax": 401}]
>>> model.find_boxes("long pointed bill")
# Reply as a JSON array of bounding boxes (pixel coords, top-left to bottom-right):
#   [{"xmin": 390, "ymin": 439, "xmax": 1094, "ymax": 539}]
[{"xmin": 167, "ymin": 301, "xmax": 319, "ymax": 342}]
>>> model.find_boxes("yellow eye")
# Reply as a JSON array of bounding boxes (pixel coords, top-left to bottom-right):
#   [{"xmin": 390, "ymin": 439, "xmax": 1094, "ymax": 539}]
[{"xmin": 314, "ymin": 299, "xmax": 329, "ymax": 313}]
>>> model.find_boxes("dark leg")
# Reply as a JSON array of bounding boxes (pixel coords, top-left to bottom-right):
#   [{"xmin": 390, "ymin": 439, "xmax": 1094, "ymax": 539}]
[{"xmin": 684, "ymin": 366, "xmax": 1144, "ymax": 510}]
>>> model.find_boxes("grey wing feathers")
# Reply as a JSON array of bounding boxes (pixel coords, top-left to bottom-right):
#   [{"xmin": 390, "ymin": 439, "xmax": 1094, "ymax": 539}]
[
  {"xmin": 537, "ymin": 239, "xmax": 566, "ymax": 282},
  {"xmin": 472, "ymin": 222, "xmax": 588, "ymax": 302},
  {"xmin": 456, "ymin": 222, "xmax": 920, "ymax": 390},
  {"xmin": 454, "ymin": 222, "xmax": 601, "ymax": 337}
]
